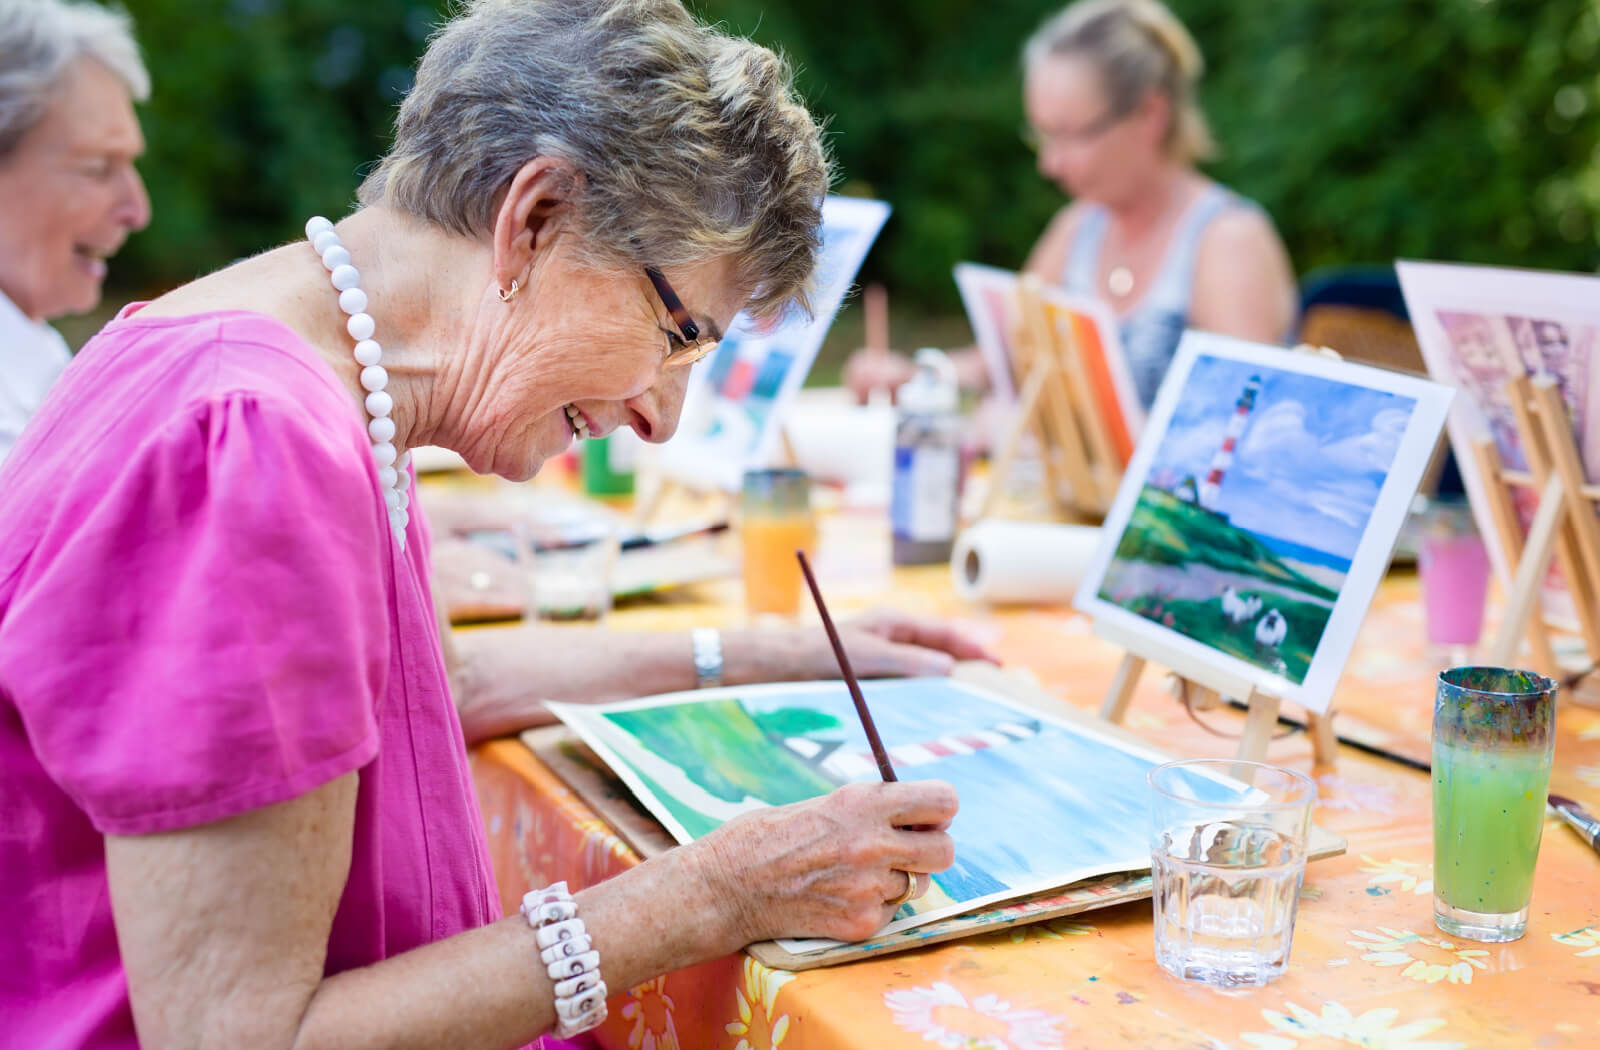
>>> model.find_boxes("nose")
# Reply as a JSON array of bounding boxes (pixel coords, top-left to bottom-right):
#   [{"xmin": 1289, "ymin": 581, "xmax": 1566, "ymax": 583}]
[
  {"xmin": 626, "ymin": 365, "xmax": 692, "ymax": 444},
  {"xmin": 117, "ymin": 165, "xmax": 151, "ymax": 232}
]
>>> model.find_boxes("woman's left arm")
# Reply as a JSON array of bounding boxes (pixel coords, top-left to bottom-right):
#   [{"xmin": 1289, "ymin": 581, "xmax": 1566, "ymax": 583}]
[
  {"xmin": 1189, "ymin": 208, "xmax": 1299, "ymax": 345},
  {"xmin": 448, "ymin": 608, "xmax": 1001, "ymax": 745}
]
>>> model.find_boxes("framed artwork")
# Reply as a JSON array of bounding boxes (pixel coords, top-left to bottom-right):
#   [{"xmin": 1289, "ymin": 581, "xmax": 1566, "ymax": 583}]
[
  {"xmin": 1073, "ymin": 331, "xmax": 1453, "ymax": 714},
  {"xmin": 657, "ymin": 196, "xmax": 891, "ymax": 493},
  {"xmin": 954, "ymin": 261, "xmax": 1143, "ymax": 458},
  {"xmin": 549, "ymin": 677, "xmax": 1255, "ymax": 952},
  {"xmin": 1396, "ymin": 260, "xmax": 1600, "ymax": 630}
]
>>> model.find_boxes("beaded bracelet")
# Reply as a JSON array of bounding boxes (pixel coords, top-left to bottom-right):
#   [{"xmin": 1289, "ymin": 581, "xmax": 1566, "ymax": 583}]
[{"xmin": 521, "ymin": 882, "xmax": 608, "ymax": 1038}]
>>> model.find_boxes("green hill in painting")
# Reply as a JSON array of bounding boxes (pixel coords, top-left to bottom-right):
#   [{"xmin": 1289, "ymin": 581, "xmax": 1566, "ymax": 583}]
[
  {"xmin": 606, "ymin": 699, "xmax": 838, "ymax": 838},
  {"xmin": 1110, "ymin": 485, "xmax": 1338, "ymax": 602}
]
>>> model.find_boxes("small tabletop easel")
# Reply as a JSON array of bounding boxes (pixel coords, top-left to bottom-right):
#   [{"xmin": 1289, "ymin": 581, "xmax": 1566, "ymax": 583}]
[
  {"xmin": 1091, "ymin": 617, "xmax": 1342, "ymax": 769},
  {"xmin": 1477, "ymin": 374, "xmax": 1600, "ymax": 703},
  {"xmin": 983, "ymin": 275, "xmax": 1124, "ymax": 520}
]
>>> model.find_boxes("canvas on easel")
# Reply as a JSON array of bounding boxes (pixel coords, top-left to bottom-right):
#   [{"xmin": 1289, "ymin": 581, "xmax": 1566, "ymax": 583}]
[
  {"xmin": 1397, "ymin": 261, "xmax": 1600, "ymax": 695},
  {"xmin": 1073, "ymin": 332, "xmax": 1453, "ymax": 763},
  {"xmin": 650, "ymin": 196, "xmax": 890, "ymax": 501},
  {"xmin": 953, "ymin": 264, "xmax": 1141, "ymax": 519}
]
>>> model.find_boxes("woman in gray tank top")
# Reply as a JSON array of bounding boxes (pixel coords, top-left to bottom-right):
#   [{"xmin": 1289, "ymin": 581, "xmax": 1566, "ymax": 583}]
[{"xmin": 846, "ymin": 0, "xmax": 1297, "ymax": 412}]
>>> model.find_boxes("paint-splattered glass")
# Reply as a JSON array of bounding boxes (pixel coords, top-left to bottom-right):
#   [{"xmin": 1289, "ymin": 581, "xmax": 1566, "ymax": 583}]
[
  {"xmin": 1432, "ymin": 666, "xmax": 1557, "ymax": 942},
  {"xmin": 1148, "ymin": 759, "xmax": 1318, "ymax": 987}
]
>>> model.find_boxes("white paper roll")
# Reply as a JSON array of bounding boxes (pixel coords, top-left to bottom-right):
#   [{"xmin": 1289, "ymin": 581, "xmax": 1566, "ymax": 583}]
[{"xmin": 952, "ymin": 520, "xmax": 1101, "ymax": 605}]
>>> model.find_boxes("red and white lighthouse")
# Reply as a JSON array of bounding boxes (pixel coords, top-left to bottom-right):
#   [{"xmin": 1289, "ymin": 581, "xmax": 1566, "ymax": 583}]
[{"xmin": 1198, "ymin": 374, "xmax": 1261, "ymax": 510}]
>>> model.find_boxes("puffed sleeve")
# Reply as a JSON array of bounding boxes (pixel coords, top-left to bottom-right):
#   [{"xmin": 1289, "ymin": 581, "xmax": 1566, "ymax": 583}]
[{"xmin": 2, "ymin": 393, "xmax": 389, "ymax": 834}]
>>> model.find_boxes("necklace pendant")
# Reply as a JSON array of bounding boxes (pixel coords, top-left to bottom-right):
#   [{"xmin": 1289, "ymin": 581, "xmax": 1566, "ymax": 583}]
[{"xmin": 1107, "ymin": 265, "xmax": 1135, "ymax": 298}]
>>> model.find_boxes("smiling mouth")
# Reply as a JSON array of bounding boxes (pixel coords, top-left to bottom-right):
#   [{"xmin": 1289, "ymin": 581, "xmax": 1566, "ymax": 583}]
[
  {"xmin": 564, "ymin": 403, "xmax": 590, "ymax": 440},
  {"xmin": 73, "ymin": 245, "xmax": 110, "ymax": 278}
]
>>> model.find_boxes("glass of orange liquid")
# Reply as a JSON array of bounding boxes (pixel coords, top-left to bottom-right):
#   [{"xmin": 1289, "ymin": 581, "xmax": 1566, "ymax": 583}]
[{"xmin": 741, "ymin": 468, "xmax": 817, "ymax": 617}]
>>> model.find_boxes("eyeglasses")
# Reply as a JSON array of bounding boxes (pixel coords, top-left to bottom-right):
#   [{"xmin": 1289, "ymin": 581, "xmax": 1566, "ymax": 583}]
[
  {"xmin": 645, "ymin": 266, "xmax": 719, "ymax": 368},
  {"xmin": 1020, "ymin": 107, "xmax": 1125, "ymax": 153}
]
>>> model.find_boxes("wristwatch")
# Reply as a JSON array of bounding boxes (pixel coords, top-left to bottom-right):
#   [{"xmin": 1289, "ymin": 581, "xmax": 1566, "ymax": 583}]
[{"xmin": 691, "ymin": 627, "xmax": 723, "ymax": 689}]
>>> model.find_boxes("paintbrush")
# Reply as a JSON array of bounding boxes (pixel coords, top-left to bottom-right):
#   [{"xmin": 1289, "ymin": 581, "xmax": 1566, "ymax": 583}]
[
  {"xmin": 795, "ymin": 549, "xmax": 897, "ymax": 782},
  {"xmin": 1548, "ymin": 793, "xmax": 1600, "ymax": 855}
]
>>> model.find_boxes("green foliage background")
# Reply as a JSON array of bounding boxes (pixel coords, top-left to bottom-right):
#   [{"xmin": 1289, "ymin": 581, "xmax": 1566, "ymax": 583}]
[{"xmin": 115, "ymin": 0, "xmax": 1600, "ymax": 309}]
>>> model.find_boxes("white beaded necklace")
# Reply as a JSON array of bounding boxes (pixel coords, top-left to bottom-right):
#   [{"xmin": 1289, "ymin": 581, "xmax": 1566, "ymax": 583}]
[{"xmin": 304, "ymin": 216, "xmax": 412, "ymax": 549}]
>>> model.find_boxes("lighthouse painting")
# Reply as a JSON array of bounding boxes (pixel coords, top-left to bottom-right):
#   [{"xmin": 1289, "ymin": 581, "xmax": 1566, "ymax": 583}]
[{"xmin": 1076, "ymin": 332, "xmax": 1453, "ymax": 713}]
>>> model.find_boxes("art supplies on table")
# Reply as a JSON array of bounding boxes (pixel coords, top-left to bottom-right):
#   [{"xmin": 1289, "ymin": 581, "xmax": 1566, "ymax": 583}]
[
  {"xmin": 951, "ymin": 520, "xmax": 1099, "ymax": 605},
  {"xmin": 891, "ymin": 349, "xmax": 963, "ymax": 565},
  {"xmin": 465, "ymin": 499, "xmax": 736, "ymax": 603},
  {"xmin": 778, "ymin": 388, "xmax": 895, "ymax": 505},
  {"xmin": 536, "ymin": 664, "xmax": 1343, "ymax": 969},
  {"xmin": 657, "ymin": 195, "xmax": 891, "ymax": 494},
  {"xmin": 1074, "ymin": 331, "xmax": 1453, "ymax": 718}
]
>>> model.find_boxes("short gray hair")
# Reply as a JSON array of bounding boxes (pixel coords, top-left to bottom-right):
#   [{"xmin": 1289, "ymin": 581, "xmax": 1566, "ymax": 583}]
[
  {"xmin": 359, "ymin": 0, "xmax": 830, "ymax": 320},
  {"xmin": 1024, "ymin": 0, "xmax": 1216, "ymax": 164},
  {"xmin": 0, "ymin": 0, "xmax": 149, "ymax": 159}
]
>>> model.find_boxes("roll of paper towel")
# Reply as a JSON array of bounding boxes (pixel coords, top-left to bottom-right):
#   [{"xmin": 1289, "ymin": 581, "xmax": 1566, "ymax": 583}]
[{"xmin": 952, "ymin": 520, "xmax": 1101, "ymax": 605}]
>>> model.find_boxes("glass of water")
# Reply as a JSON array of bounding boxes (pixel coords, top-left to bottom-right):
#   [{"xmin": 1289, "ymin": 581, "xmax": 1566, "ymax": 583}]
[{"xmin": 1148, "ymin": 759, "xmax": 1318, "ymax": 988}]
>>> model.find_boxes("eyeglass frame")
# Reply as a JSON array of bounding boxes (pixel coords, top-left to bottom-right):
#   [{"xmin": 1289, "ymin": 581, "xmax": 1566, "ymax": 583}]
[
  {"xmin": 1020, "ymin": 104, "xmax": 1128, "ymax": 153},
  {"xmin": 644, "ymin": 266, "xmax": 719, "ymax": 368}
]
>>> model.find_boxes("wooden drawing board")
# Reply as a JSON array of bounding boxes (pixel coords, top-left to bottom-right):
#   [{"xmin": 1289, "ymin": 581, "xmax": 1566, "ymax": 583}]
[{"xmin": 522, "ymin": 662, "xmax": 1346, "ymax": 970}]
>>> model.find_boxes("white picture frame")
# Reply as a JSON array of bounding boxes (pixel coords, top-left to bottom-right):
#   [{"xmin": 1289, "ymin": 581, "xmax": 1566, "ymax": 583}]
[
  {"xmin": 656, "ymin": 196, "xmax": 891, "ymax": 493},
  {"xmin": 1073, "ymin": 332, "xmax": 1453, "ymax": 714}
]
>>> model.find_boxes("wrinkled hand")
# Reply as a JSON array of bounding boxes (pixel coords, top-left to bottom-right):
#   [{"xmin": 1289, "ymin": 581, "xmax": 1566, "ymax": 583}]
[
  {"xmin": 842, "ymin": 347, "xmax": 916, "ymax": 404},
  {"xmin": 694, "ymin": 780, "xmax": 959, "ymax": 944},
  {"xmin": 837, "ymin": 606, "xmax": 1001, "ymax": 678}
]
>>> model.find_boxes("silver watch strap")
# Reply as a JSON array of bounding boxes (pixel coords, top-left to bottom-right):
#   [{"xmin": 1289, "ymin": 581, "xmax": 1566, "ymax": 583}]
[{"xmin": 691, "ymin": 627, "xmax": 723, "ymax": 689}]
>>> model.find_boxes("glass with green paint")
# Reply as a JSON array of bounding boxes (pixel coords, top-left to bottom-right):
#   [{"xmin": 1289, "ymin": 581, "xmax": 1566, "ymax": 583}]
[{"xmin": 1432, "ymin": 666, "xmax": 1557, "ymax": 942}]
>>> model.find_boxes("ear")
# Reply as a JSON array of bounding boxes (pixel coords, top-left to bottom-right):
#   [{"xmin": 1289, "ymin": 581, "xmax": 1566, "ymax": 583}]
[
  {"xmin": 491, "ymin": 157, "xmax": 583, "ymax": 292},
  {"xmin": 1135, "ymin": 90, "xmax": 1173, "ymax": 153}
]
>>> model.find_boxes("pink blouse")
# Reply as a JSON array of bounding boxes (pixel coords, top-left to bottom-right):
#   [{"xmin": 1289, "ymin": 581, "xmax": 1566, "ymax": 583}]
[{"xmin": 0, "ymin": 307, "xmax": 500, "ymax": 1048}]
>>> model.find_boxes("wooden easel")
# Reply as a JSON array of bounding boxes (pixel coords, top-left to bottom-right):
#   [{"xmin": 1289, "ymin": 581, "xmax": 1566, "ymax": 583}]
[
  {"xmin": 983, "ymin": 275, "xmax": 1124, "ymax": 520},
  {"xmin": 1091, "ymin": 617, "xmax": 1341, "ymax": 769},
  {"xmin": 1477, "ymin": 374, "xmax": 1600, "ymax": 705}
]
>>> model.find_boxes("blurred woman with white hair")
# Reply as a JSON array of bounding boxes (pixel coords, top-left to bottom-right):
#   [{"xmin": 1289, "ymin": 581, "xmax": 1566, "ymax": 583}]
[{"xmin": 0, "ymin": 0, "xmax": 151, "ymax": 466}]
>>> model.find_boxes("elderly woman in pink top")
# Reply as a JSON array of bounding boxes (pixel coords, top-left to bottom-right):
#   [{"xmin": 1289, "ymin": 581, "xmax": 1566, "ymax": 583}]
[{"xmin": 0, "ymin": 2, "xmax": 957, "ymax": 1048}]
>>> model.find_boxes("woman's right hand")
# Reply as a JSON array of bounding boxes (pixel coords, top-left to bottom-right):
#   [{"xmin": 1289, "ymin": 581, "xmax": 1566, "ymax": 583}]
[{"xmin": 691, "ymin": 779, "xmax": 959, "ymax": 945}]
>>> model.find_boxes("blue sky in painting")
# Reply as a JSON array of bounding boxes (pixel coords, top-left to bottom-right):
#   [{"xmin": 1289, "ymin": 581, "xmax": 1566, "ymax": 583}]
[
  {"xmin": 1146, "ymin": 355, "xmax": 1417, "ymax": 560},
  {"xmin": 743, "ymin": 680, "xmax": 1175, "ymax": 902}
]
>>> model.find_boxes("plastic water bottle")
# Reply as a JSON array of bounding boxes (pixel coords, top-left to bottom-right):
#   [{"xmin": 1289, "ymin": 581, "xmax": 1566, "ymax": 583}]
[{"xmin": 891, "ymin": 348, "xmax": 962, "ymax": 565}]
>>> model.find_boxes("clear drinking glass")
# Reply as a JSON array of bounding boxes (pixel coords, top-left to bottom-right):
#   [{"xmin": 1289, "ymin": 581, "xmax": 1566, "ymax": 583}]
[
  {"xmin": 1432, "ymin": 666, "xmax": 1557, "ymax": 942},
  {"xmin": 740, "ymin": 468, "xmax": 817, "ymax": 617},
  {"xmin": 528, "ymin": 525, "xmax": 618, "ymax": 623},
  {"xmin": 1148, "ymin": 759, "xmax": 1318, "ymax": 988}
]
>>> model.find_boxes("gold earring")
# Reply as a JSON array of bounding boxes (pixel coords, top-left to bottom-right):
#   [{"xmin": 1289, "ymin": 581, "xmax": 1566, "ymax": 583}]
[{"xmin": 497, "ymin": 278, "xmax": 520, "ymax": 303}]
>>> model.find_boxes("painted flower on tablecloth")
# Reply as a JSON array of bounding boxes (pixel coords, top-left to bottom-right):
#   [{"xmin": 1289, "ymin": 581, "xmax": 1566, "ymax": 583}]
[
  {"xmin": 1358, "ymin": 855, "xmax": 1433, "ymax": 896},
  {"xmin": 1008, "ymin": 919, "xmax": 1097, "ymax": 945},
  {"xmin": 1315, "ymin": 773, "xmax": 1399, "ymax": 815},
  {"xmin": 1552, "ymin": 927, "xmax": 1600, "ymax": 957},
  {"xmin": 884, "ymin": 981, "xmax": 1066, "ymax": 1050},
  {"xmin": 621, "ymin": 977, "xmax": 679, "ymax": 1050},
  {"xmin": 1347, "ymin": 927, "xmax": 1490, "ymax": 984},
  {"xmin": 725, "ymin": 957, "xmax": 796, "ymax": 1050},
  {"xmin": 1576, "ymin": 765, "xmax": 1600, "ymax": 788},
  {"xmin": 1238, "ymin": 1000, "xmax": 1465, "ymax": 1050}
]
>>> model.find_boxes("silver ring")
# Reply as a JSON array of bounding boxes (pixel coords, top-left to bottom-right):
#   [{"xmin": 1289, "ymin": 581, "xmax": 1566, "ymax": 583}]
[{"xmin": 885, "ymin": 870, "xmax": 919, "ymax": 908}]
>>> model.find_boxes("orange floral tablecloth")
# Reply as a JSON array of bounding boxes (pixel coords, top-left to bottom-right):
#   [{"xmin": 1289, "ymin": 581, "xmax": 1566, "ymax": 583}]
[{"xmin": 469, "ymin": 507, "xmax": 1600, "ymax": 1050}]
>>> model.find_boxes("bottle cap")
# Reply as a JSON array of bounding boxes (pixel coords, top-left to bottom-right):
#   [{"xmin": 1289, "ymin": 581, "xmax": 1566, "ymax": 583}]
[{"xmin": 896, "ymin": 347, "xmax": 958, "ymax": 414}]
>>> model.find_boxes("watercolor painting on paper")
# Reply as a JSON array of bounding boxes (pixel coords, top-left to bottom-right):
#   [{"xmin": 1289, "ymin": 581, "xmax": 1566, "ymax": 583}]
[{"xmin": 550, "ymin": 677, "xmax": 1247, "ymax": 948}]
